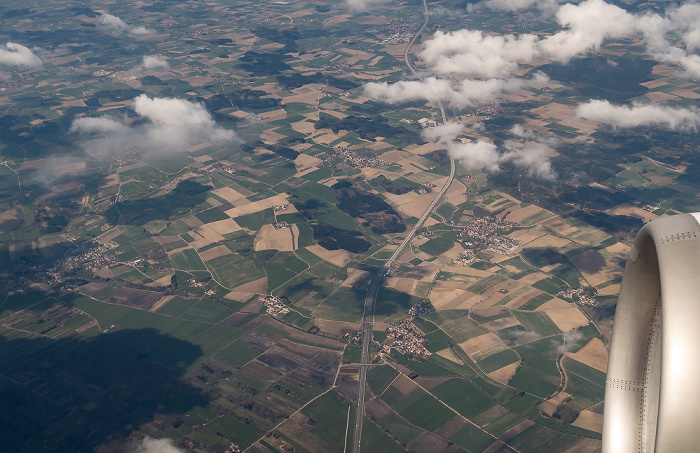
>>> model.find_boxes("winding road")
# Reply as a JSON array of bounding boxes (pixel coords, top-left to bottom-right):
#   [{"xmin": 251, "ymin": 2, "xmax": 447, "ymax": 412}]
[{"xmin": 351, "ymin": 0, "xmax": 454, "ymax": 450}]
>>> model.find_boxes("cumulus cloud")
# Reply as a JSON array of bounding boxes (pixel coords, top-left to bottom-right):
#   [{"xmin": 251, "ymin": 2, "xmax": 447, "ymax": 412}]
[
  {"xmin": 134, "ymin": 55, "xmax": 170, "ymax": 72},
  {"xmin": 538, "ymin": 0, "xmax": 638, "ymax": 62},
  {"xmin": 501, "ymin": 141, "xmax": 556, "ymax": 179},
  {"xmin": 474, "ymin": 0, "xmax": 569, "ymax": 14},
  {"xmin": 364, "ymin": 73, "xmax": 547, "ymax": 108},
  {"xmin": 420, "ymin": 0, "xmax": 700, "ymax": 78},
  {"xmin": 345, "ymin": 0, "xmax": 389, "ymax": 12},
  {"xmin": 70, "ymin": 117, "xmax": 128, "ymax": 134},
  {"xmin": 131, "ymin": 436, "xmax": 184, "ymax": 453},
  {"xmin": 420, "ymin": 29, "xmax": 541, "ymax": 78},
  {"xmin": 98, "ymin": 13, "xmax": 153, "ymax": 35},
  {"xmin": 428, "ymin": 6, "xmax": 461, "ymax": 17},
  {"xmin": 553, "ymin": 329, "xmax": 585, "ymax": 355},
  {"xmin": 70, "ymin": 94, "xmax": 239, "ymax": 155},
  {"xmin": 422, "ymin": 122, "xmax": 465, "ymax": 144},
  {"xmin": 576, "ymin": 100, "xmax": 700, "ymax": 131},
  {"xmin": 510, "ymin": 124, "xmax": 560, "ymax": 145},
  {"xmin": 0, "ymin": 42, "xmax": 43, "ymax": 68},
  {"xmin": 421, "ymin": 122, "xmax": 555, "ymax": 178}
]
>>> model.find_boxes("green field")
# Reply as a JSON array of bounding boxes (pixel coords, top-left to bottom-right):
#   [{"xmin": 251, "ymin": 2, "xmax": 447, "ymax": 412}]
[
  {"xmin": 513, "ymin": 311, "xmax": 561, "ymax": 336},
  {"xmin": 432, "ymin": 378, "xmax": 496, "ymax": 419},
  {"xmin": 450, "ymin": 422, "xmax": 497, "ymax": 452},
  {"xmin": 315, "ymin": 287, "xmax": 366, "ymax": 323},
  {"xmin": 425, "ymin": 310, "xmax": 487, "ymax": 343},
  {"xmin": 397, "ymin": 392, "xmax": 456, "ymax": 432},
  {"xmin": 170, "ymin": 249, "xmax": 207, "ymax": 271},
  {"xmin": 367, "ymin": 365, "xmax": 399, "ymax": 396},
  {"xmin": 234, "ymin": 208, "xmax": 275, "ymax": 230},
  {"xmin": 477, "ymin": 349, "xmax": 520, "ymax": 374}
]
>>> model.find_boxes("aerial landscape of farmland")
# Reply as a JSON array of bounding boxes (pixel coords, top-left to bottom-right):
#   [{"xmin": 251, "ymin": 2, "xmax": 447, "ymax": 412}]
[{"xmin": 1, "ymin": 0, "xmax": 700, "ymax": 451}]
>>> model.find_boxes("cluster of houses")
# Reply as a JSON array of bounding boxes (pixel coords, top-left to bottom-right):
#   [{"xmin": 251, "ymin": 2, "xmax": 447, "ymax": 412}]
[
  {"xmin": 383, "ymin": 319, "xmax": 431, "ymax": 359},
  {"xmin": 10, "ymin": 240, "xmax": 118, "ymax": 292},
  {"xmin": 262, "ymin": 295, "xmax": 290, "ymax": 315},
  {"xmin": 407, "ymin": 300, "xmax": 434, "ymax": 317},
  {"xmin": 458, "ymin": 216, "xmax": 519, "ymax": 255},
  {"xmin": 453, "ymin": 249, "xmax": 476, "ymax": 266},
  {"xmin": 204, "ymin": 162, "xmax": 236, "ymax": 174},
  {"xmin": 327, "ymin": 146, "xmax": 390, "ymax": 169},
  {"xmin": 558, "ymin": 287, "xmax": 599, "ymax": 306}
]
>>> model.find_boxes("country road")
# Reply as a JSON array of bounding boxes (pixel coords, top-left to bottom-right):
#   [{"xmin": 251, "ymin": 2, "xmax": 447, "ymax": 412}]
[{"xmin": 351, "ymin": 0, "xmax": 453, "ymax": 450}]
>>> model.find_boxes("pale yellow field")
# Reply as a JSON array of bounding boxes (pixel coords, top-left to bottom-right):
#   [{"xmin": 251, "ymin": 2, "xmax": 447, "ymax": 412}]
[
  {"xmin": 522, "ymin": 234, "xmax": 571, "ymax": 250},
  {"xmin": 254, "ymin": 224, "xmax": 298, "ymax": 252},
  {"xmin": 383, "ymin": 191, "xmax": 440, "ymax": 219},
  {"xmin": 190, "ymin": 224, "xmax": 225, "ymax": 249},
  {"xmin": 313, "ymin": 319, "xmax": 359, "ymax": 336},
  {"xmin": 604, "ymin": 204, "xmax": 659, "ymax": 222},
  {"xmin": 568, "ymin": 338, "xmax": 608, "ymax": 373},
  {"xmin": 260, "ymin": 128, "xmax": 287, "ymax": 143},
  {"xmin": 224, "ymin": 193, "xmax": 296, "ymax": 218},
  {"xmin": 207, "ymin": 218, "xmax": 242, "ymax": 235},
  {"xmin": 340, "ymin": 268, "xmax": 371, "ymax": 287},
  {"xmin": 647, "ymin": 91, "xmax": 680, "ymax": 102},
  {"xmin": 572, "ymin": 411, "xmax": 603, "ymax": 433},
  {"xmin": 436, "ymin": 347, "xmax": 462, "ymax": 364},
  {"xmin": 294, "ymin": 153, "xmax": 322, "ymax": 174},
  {"xmin": 199, "ymin": 244, "xmax": 232, "ymax": 262},
  {"xmin": 544, "ymin": 307, "xmax": 589, "ymax": 332},
  {"xmin": 488, "ymin": 362, "xmax": 519, "ymax": 384},
  {"xmin": 306, "ymin": 244, "xmax": 354, "ymax": 267},
  {"xmin": 481, "ymin": 316, "xmax": 521, "ymax": 331},
  {"xmin": 430, "ymin": 287, "xmax": 478, "ymax": 310},
  {"xmin": 459, "ymin": 332, "xmax": 506, "ymax": 356},
  {"xmin": 503, "ymin": 204, "xmax": 546, "ymax": 223},
  {"xmin": 290, "ymin": 120, "xmax": 316, "ymax": 134}
]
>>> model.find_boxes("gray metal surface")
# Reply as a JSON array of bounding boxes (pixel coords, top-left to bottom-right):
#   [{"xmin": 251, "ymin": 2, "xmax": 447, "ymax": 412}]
[{"xmin": 602, "ymin": 212, "xmax": 700, "ymax": 452}]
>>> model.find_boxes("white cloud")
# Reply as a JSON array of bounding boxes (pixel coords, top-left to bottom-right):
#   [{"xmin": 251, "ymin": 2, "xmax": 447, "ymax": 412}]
[
  {"xmin": 69, "ymin": 117, "xmax": 128, "ymax": 134},
  {"xmin": 475, "ymin": 0, "xmax": 568, "ymax": 13},
  {"xmin": 98, "ymin": 13, "xmax": 153, "ymax": 35},
  {"xmin": 130, "ymin": 26, "xmax": 154, "ymax": 36},
  {"xmin": 70, "ymin": 95, "xmax": 239, "ymax": 155},
  {"xmin": 553, "ymin": 329, "xmax": 584, "ymax": 354},
  {"xmin": 344, "ymin": 0, "xmax": 389, "ymax": 12},
  {"xmin": 421, "ymin": 122, "xmax": 465, "ymax": 144},
  {"xmin": 141, "ymin": 55, "xmax": 170, "ymax": 71},
  {"xmin": 0, "ymin": 42, "xmax": 43, "ymax": 68},
  {"xmin": 98, "ymin": 13, "xmax": 129, "ymax": 32},
  {"xmin": 576, "ymin": 100, "xmax": 700, "ymax": 131},
  {"xmin": 502, "ymin": 141, "xmax": 556, "ymax": 179},
  {"xmin": 510, "ymin": 124, "xmax": 560, "ymax": 145},
  {"xmin": 131, "ymin": 436, "xmax": 184, "ymax": 453},
  {"xmin": 428, "ymin": 6, "xmax": 461, "ymax": 17},
  {"xmin": 419, "ymin": 29, "xmax": 541, "ymax": 78},
  {"xmin": 538, "ymin": 0, "xmax": 638, "ymax": 62},
  {"xmin": 419, "ymin": 0, "xmax": 700, "ymax": 78},
  {"xmin": 132, "ymin": 94, "xmax": 237, "ymax": 145},
  {"xmin": 364, "ymin": 74, "xmax": 547, "ymax": 108},
  {"xmin": 421, "ymin": 122, "xmax": 555, "ymax": 178}
]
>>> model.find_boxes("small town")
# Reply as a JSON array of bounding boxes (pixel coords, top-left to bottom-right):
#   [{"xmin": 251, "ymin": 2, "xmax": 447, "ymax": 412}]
[
  {"xmin": 324, "ymin": 146, "xmax": 390, "ymax": 169},
  {"xmin": 262, "ymin": 295, "xmax": 290, "ymax": 315},
  {"xmin": 453, "ymin": 249, "xmax": 476, "ymax": 266},
  {"xmin": 558, "ymin": 287, "xmax": 599, "ymax": 307},
  {"xmin": 458, "ymin": 216, "xmax": 519, "ymax": 255},
  {"xmin": 383, "ymin": 318, "xmax": 431, "ymax": 359},
  {"xmin": 407, "ymin": 300, "xmax": 435, "ymax": 317}
]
